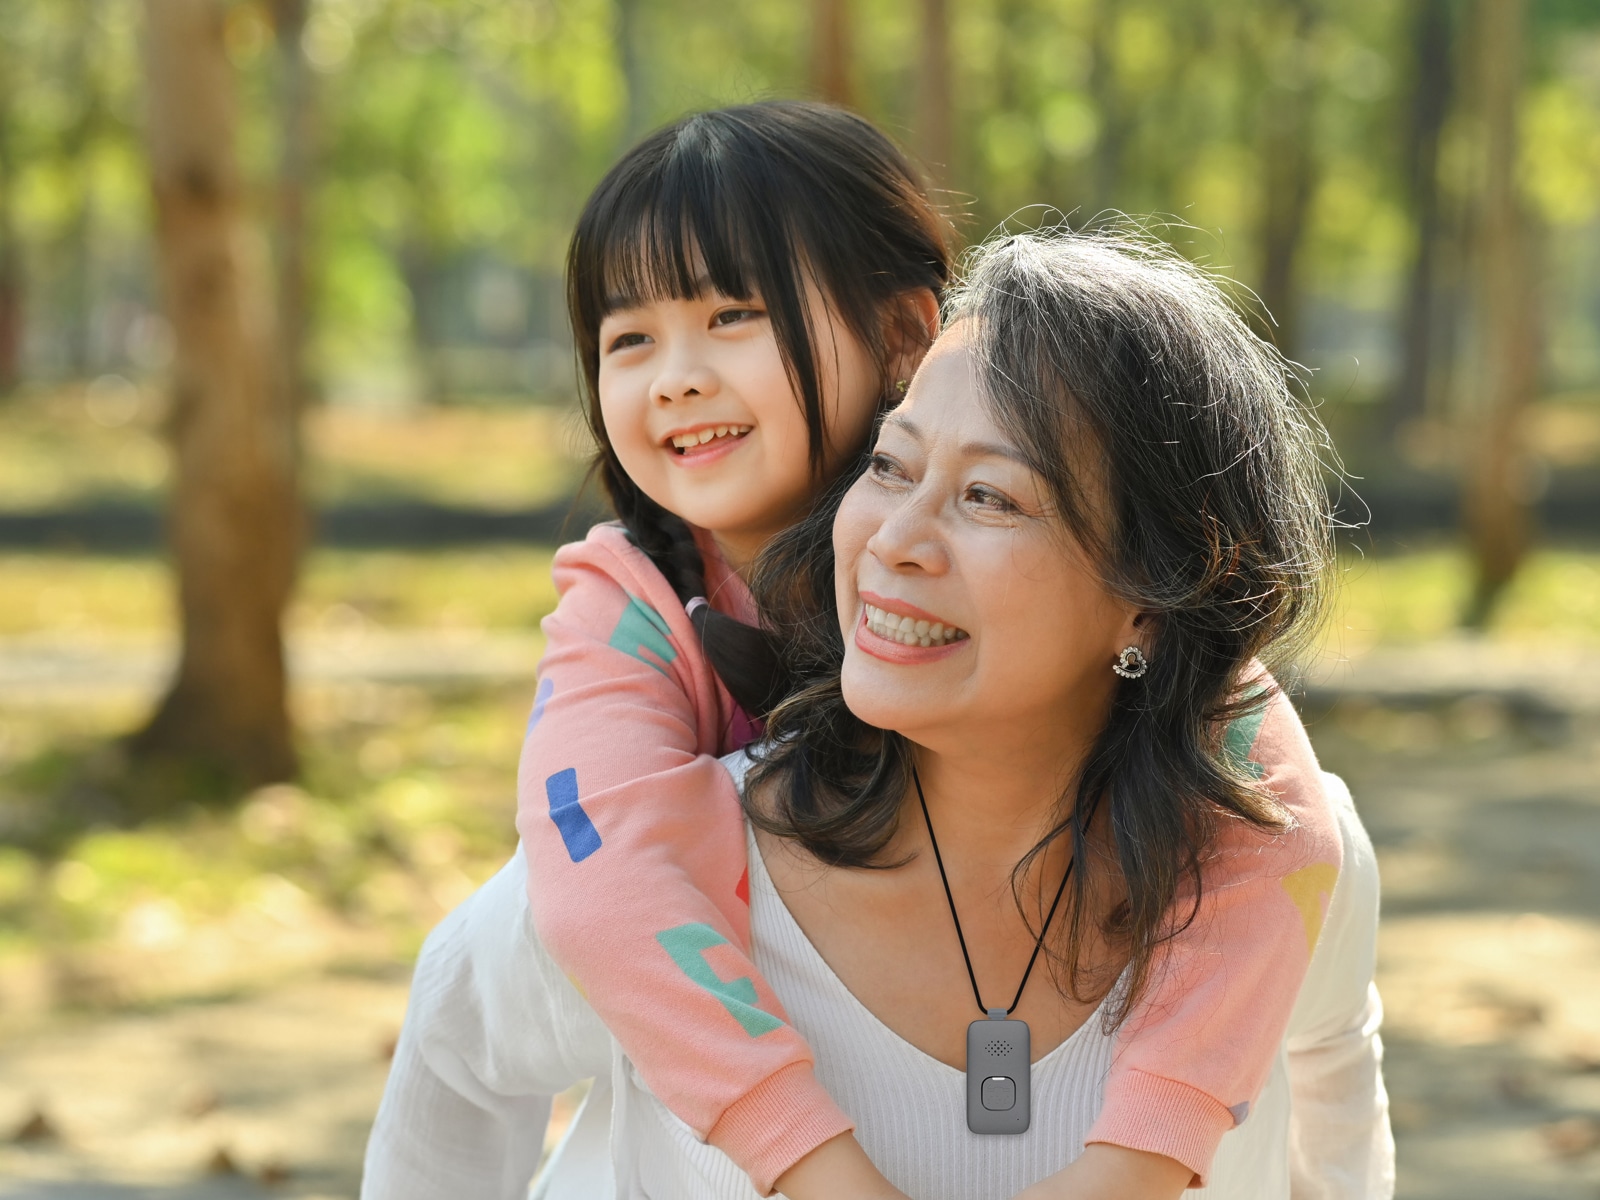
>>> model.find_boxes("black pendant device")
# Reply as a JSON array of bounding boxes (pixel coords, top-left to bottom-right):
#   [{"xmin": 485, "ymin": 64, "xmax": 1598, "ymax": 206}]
[
  {"xmin": 914, "ymin": 767, "xmax": 1080, "ymax": 1137},
  {"xmin": 966, "ymin": 1010, "xmax": 1031, "ymax": 1134}
]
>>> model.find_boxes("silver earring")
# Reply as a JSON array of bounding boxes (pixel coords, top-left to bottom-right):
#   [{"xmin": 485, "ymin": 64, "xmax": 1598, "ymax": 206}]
[{"xmin": 1112, "ymin": 646, "xmax": 1148, "ymax": 679}]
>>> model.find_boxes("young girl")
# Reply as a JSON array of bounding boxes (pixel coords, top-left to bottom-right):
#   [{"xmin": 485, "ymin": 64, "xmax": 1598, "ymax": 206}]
[{"xmin": 366, "ymin": 104, "xmax": 1372, "ymax": 1199}]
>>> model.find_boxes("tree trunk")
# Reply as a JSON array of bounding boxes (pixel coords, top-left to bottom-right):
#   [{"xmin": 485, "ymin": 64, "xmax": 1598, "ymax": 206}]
[
  {"xmin": 62, "ymin": 0, "xmax": 99, "ymax": 377},
  {"xmin": 1389, "ymin": 0, "xmax": 1453, "ymax": 434},
  {"xmin": 272, "ymin": 0, "xmax": 314, "ymax": 415},
  {"xmin": 0, "ymin": 60, "xmax": 21, "ymax": 396},
  {"xmin": 1461, "ymin": 0, "xmax": 1537, "ymax": 629},
  {"xmin": 616, "ymin": 0, "xmax": 647, "ymax": 141},
  {"xmin": 812, "ymin": 0, "xmax": 853, "ymax": 107},
  {"xmin": 1255, "ymin": 0, "xmax": 1319, "ymax": 358},
  {"xmin": 132, "ymin": 0, "xmax": 300, "ymax": 788},
  {"xmin": 914, "ymin": 0, "xmax": 952, "ymax": 188},
  {"xmin": 1087, "ymin": 0, "xmax": 1126, "ymax": 215}
]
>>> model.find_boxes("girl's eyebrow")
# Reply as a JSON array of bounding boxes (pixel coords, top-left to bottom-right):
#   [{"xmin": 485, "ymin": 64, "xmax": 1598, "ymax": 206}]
[{"xmin": 883, "ymin": 414, "xmax": 1032, "ymax": 468}]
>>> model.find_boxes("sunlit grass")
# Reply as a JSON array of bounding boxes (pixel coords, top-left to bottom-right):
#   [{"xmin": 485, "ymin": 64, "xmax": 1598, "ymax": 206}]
[
  {"xmin": 0, "ymin": 547, "xmax": 560, "ymax": 636},
  {"xmin": 0, "ymin": 385, "xmax": 589, "ymax": 510},
  {"xmin": 1325, "ymin": 546, "xmax": 1600, "ymax": 655}
]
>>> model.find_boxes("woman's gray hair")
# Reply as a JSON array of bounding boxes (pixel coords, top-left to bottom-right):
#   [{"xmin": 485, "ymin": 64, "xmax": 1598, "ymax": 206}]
[{"xmin": 945, "ymin": 228, "xmax": 1333, "ymax": 668}]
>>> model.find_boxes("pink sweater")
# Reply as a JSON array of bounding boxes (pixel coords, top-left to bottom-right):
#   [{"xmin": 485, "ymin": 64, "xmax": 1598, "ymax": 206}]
[{"xmin": 516, "ymin": 524, "xmax": 1342, "ymax": 1192}]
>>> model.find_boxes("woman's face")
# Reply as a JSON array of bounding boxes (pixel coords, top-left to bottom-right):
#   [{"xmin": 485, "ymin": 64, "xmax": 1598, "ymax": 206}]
[{"xmin": 834, "ymin": 325, "xmax": 1140, "ymax": 758}]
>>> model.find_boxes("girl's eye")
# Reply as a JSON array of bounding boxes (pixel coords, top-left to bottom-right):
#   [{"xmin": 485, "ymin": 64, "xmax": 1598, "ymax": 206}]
[
  {"xmin": 607, "ymin": 332, "xmax": 649, "ymax": 353},
  {"xmin": 712, "ymin": 307, "xmax": 762, "ymax": 327}
]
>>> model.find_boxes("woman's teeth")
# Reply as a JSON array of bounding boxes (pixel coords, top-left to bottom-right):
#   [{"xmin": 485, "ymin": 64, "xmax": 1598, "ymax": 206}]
[
  {"xmin": 670, "ymin": 424, "xmax": 751, "ymax": 451},
  {"xmin": 863, "ymin": 603, "xmax": 968, "ymax": 648}
]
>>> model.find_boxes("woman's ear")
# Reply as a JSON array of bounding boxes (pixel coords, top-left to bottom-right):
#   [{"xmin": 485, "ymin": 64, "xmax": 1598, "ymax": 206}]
[
  {"xmin": 886, "ymin": 288, "xmax": 942, "ymax": 386},
  {"xmin": 1118, "ymin": 609, "xmax": 1157, "ymax": 657}
]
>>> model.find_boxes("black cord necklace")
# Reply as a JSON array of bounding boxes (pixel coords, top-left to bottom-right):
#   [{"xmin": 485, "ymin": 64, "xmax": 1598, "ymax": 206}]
[{"xmin": 913, "ymin": 764, "xmax": 1074, "ymax": 1135}]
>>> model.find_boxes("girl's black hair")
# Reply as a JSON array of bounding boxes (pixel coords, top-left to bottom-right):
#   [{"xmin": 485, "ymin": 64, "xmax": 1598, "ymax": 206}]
[
  {"xmin": 748, "ymin": 228, "xmax": 1337, "ymax": 1026},
  {"xmin": 566, "ymin": 101, "xmax": 950, "ymax": 716}
]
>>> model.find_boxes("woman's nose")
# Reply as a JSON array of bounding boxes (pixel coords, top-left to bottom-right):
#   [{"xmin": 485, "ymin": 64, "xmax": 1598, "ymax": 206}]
[{"xmin": 865, "ymin": 491, "xmax": 950, "ymax": 576}]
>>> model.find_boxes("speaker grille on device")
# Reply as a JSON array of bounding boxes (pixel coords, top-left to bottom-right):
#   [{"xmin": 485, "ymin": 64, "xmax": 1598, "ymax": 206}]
[{"xmin": 986, "ymin": 1040, "xmax": 1013, "ymax": 1056}]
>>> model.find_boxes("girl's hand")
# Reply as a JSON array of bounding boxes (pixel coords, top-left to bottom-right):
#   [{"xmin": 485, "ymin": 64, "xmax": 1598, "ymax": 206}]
[
  {"xmin": 774, "ymin": 1131, "xmax": 912, "ymax": 1200},
  {"xmin": 1011, "ymin": 1143, "xmax": 1192, "ymax": 1200}
]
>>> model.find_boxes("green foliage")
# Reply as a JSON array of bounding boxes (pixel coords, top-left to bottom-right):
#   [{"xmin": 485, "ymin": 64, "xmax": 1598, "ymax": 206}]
[{"xmin": 0, "ymin": 0, "xmax": 1595, "ymax": 406}]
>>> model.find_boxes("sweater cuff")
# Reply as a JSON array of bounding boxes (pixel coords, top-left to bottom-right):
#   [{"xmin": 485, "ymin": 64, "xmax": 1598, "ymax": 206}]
[
  {"xmin": 1084, "ymin": 1067, "xmax": 1236, "ymax": 1187},
  {"xmin": 706, "ymin": 1062, "xmax": 856, "ymax": 1196}
]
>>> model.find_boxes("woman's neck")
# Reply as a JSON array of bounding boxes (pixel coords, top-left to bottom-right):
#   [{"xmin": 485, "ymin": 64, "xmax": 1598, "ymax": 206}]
[{"xmin": 904, "ymin": 733, "xmax": 1085, "ymax": 876}]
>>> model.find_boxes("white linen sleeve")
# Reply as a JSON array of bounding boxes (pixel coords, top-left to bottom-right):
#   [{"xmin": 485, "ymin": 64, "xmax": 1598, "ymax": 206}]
[
  {"xmin": 1284, "ymin": 773, "xmax": 1396, "ymax": 1200},
  {"xmin": 361, "ymin": 849, "xmax": 612, "ymax": 1200}
]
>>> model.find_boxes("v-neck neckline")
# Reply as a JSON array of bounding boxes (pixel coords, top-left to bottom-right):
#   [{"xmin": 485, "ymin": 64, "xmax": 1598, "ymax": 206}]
[{"xmin": 745, "ymin": 820, "xmax": 1120, "ymax": 1081}]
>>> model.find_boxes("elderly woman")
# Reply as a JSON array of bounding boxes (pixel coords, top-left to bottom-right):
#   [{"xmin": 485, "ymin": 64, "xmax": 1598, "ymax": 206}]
[{"xmin": 363, "ymin": 232, "xmax": 1392, "ymax": 1200}]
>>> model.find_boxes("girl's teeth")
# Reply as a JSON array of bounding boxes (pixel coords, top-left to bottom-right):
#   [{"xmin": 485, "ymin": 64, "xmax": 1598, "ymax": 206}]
[
  {"xmin": 861, "ymin": 603, "xmax": 968, "ymax": 647},
  {"xmin": 670, "ymin": 425, "xmax": 752, "ymax": 450}
]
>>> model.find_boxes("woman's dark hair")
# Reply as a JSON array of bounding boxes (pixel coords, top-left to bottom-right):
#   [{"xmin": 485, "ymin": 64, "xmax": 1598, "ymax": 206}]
[
  {"xmin": 567, "ymin": 101, "xmax": 950, "ymax": 715},
  {"xmin": 748, "ymin": 227, "xmax": 1337, "ymax": 1024}
]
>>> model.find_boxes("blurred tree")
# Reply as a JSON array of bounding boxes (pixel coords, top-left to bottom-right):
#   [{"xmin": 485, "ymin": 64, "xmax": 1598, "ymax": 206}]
[
  {"xmin": 59, "ymin": 0, "xmax": 106, "ymax": 376},
  {"xmin": 1390, "ymin": 0, "xmax": 1453, "ymax": 433},
  {"xmin": 915, "ymin": 0, "xmax": 951, "ymax": 189},
  {"xmin": 813, "ymin": 0, "xmax": 853, "ymax": 107},
  {"xmin": 1086, "ymin": 0, "xmax": 1126, "ymax": 215},
  {"xmin": 0, "ymin": 25, "xmax": 20, "ymax": 396},
  {"xmin": 1255, "ymin": 0, "xmax": 1322, "ymax": 357},
  {"xmin": 617, "ymin": 0, "xmax": 647, "ymax": 142},
  {"xmin": 132, "ymin": 0, "xmax": 300, "ymax": 787},
  {"xmin": 1462, "ymin": 0, "xmax": 1539, "ymax": 627},
  {"xmin": 271, "ymin": 0, "xmax": 315, "ymax": 413}
]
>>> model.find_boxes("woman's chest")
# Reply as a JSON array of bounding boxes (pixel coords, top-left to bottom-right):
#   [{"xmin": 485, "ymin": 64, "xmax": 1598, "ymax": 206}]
[{"xmin": 760, "ymin": 844, "xmax": 1111, "ymax": 1068}]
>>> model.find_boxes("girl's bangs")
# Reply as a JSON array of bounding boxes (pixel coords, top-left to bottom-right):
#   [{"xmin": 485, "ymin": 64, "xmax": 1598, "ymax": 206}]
[{"xmin": 586, "ymin": 170, "xmax": 772, "ymax": 320}]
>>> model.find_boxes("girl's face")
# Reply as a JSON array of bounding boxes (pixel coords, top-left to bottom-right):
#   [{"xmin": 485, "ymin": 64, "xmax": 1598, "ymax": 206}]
[
  {"xmin": 598, "ymin": 276, "xmax": 884, "ymax": 573},
  {"xmin": 833, "ymin": 326, "xmax": 1140, "ymax": 760}
]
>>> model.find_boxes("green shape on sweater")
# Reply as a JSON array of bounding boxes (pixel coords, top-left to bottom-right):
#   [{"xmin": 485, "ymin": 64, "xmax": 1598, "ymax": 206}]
[
  {"xmin": 609, "ymin": 594, "xmax": 678, "ymax": 676},
  {"xmin": 656, "ymin": 923, "xmax": 785, "ymax": 1038},
  {"xmin": 1223, "ymin": 692, "xmax": 1269, "ymax": 780}
]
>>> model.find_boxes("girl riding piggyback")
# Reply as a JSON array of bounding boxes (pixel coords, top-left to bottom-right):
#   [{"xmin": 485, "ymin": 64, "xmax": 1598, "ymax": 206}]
[{"xmin": 516, "ymin": 103, "xmax": 948, "ymax": 1196}]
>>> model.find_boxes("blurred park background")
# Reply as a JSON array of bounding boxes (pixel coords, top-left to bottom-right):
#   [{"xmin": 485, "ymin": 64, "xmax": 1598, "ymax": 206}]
[{"xmin": 1, "ymin": 0, "xmax": 1599, "ymax": 1196}]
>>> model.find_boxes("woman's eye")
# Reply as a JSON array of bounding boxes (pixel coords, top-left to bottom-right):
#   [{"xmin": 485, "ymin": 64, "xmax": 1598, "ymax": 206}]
[
  {"xmin": 607, "ymin": 332, "xmax": 649, "ymax": 352},
  {"xmin": 866, "ymin": 452, "xmax": 910, "ymax": 483},
  {"xmin": 966, "ymin": 485, "xmax": 1018, "ymax": 513},
  {"xmin": 712, "ymin": 307, "xmax": 762, "ymax": 327}
]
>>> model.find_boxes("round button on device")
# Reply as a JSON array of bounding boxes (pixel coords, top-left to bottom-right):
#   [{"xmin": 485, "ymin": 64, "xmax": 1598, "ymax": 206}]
[{"xmin": 980, "ymin": 1076, "xmax": 1016, "ymax": 1112}]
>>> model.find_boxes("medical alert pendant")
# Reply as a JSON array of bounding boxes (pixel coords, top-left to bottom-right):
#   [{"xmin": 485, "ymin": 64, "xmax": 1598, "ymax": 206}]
[{"xmin": 966, "ymin": 1011, "xmax": 1030, "ymax": 1134}]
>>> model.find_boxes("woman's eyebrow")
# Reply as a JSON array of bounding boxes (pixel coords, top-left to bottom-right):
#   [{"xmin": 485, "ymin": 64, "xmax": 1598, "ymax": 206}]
[{"xmin": 884, "ymin": 414, "xmax": 1031, "ymax": 467}]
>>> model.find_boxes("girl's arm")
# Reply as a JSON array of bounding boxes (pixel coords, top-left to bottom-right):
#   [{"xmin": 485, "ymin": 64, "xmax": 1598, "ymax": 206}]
[
  {"xmin": 361, "ymin": 854, "xmax": 607, "ymax": 1200},
  {"xmin": 1077, "ymin": 688, "xmax": 1347, "ymax": 1187},
  {"xmin": 516, "ymin": 526, "xmax": 854, "ymax": 1194}
]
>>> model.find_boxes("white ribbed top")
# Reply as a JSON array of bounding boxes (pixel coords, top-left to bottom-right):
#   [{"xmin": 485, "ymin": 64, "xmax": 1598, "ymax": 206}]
[{"xmin": 745, "ymin": 822, "xmax": 1291, "ymax": 1200}]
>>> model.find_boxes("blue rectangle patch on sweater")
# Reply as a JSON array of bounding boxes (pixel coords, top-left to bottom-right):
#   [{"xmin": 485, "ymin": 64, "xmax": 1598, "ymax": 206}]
[{"xmin": 545, "ymin": 767, "xmax": 601, "ymax": 862}]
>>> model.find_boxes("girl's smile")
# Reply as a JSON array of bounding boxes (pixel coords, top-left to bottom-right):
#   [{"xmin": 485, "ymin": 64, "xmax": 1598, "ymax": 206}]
[{"xmin": 663, "ymin": 421, "xmax": 755, "ymax": 467}]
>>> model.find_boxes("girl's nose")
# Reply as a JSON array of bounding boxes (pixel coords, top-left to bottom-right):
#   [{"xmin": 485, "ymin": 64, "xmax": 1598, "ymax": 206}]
[{"xmin": 650, "ymin": 346, "xmax": 720, "ymax": 406}]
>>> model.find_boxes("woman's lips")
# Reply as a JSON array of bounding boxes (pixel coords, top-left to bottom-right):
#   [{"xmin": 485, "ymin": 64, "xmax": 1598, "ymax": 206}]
[{"xmin": 854, "ymin": 609, "xmax": 970, "ymax": 664}]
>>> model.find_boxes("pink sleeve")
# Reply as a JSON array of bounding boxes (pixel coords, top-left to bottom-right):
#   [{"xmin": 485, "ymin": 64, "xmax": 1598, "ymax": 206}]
[
  {"xmin": 1085, "ymin": 684, "xmax": 1344, "ymax": 1186},
  {"xmin": 515, "ymin": 525, "xmax": 851, "ymax": 1194}
]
